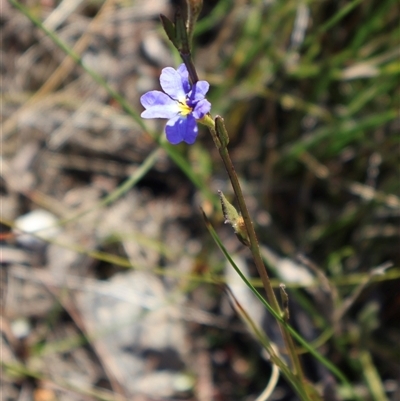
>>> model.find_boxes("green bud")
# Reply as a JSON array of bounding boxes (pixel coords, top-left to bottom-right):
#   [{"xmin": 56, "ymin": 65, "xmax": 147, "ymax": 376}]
[
  {"xmin": 215, "ymin": 116, "xmax": 229, "ymax": 148},
  {"xmin": 175, "ymin": 8, "xmax": 190, "ymax": 54},
  {"xmin": 186, "ymin": 0, "xmax": 203, "ymax": 45},
  {"xmin": 160, "ymin": 10, "xmax": 190, "ymax": 54},
  {"xmin": 218, "ymin": 190, "xmax": 250, "ymax": 246},
  {"xmin": 279, "ymin": 284, "xmax": 290, "ymax": 321},
  {"xmin": 160, "ymin": 14, "xmax": 177, "ymax": 47}
]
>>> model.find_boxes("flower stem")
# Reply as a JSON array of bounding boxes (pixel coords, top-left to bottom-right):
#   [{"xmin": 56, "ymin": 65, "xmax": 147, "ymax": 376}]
[
  {"xmin": 208, "ymin": 124, "xmax": 307, "ymax": 389},
  {"xmin": 178, "ymin": 33, "xmax": 311, "ymax": 397},
  {"xmin": 180, "ymin": 53, "xmax": 199, "ymax": 84}
]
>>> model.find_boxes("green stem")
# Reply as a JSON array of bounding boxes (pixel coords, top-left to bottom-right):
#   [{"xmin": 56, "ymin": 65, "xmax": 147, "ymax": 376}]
[
  {"xmin": 180, "ymin": 53, "xmax": 199, "ymax": 84},
  {"xmin": 200, "ymin": 112, "xmax": 308, "ymax": 395},
  {"xmin": 216, "ymin": 134, "xmax": 305, "ymax": 383}
]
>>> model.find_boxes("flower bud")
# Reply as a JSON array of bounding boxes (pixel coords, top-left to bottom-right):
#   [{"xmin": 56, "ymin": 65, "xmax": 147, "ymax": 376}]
[
  {"xmin": 186, "ymin": 0, "xmax": 203, "ymax": 44},
  {"xmin": 218, "ymin": 190, "xmax": 250, "ymax": 246}
]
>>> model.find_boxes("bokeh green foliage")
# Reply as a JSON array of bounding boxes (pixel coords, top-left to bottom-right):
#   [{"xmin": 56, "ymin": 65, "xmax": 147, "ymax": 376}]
[
  {"xmin": 191, "ymin": 2, "xmax": 399, "ymax": 396},
  {"xmin": 194, "ymin": 0, "xmax": 399, "ymax": 268}
]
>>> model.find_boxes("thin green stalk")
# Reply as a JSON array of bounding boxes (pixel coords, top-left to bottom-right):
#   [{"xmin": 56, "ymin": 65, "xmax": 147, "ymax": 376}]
[
  {"xmin": 216, "ymin": 132, "xmax": 307, "ymax": 387},
  {"xmin": 189, "ymin": 62, "xmax": 310, "ymax": 397},
  {"xmin": 181, "ymin": 53, "xmax": 199, "ymax": 84},
  {"xmin": 163, "ymin": 19, "xmax": 306, "ymax": 381},
  {"xmin": 175, "ymin": 50, "xmax": 304, "ymax": 382},
  {"xmin": 58, "ymin": 148, "xmax": 162, "ymax": 227},
  {"xmin": 224, "ymin": 286, "xmax": 311, "ymax": 399},
  {"xmin": 203, "ymin": 214, "xmax": 359, "ymax": 399}
]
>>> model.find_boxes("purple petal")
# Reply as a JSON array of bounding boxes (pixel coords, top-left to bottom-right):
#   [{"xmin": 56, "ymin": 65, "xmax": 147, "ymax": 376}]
[
  {"xmin": 188, "ymin": 81, "xmax": 209, "ymax": 104},
  {"xmin": 165, "ymin": 115, "xmax": 198, "ymax": 145},
  {"xmin": 192, "ymin": 99, "xmax": 211, "ymax": 119},
  {"xmin": 177, "ymin": 64, "xmax": 191, "ymax": 94},
  {"xmin": 160, "ymin": 67, "xmax": 188, "ymax": 101},
  {"xmin": 140, "ymin": 91, "xmax": 180, "ymax": 119}
]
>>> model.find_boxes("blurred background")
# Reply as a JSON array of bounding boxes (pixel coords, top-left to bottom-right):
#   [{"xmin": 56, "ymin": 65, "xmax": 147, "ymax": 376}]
[{"xmin": 2, "ymin": 0, "xmax": 399, "ymax": 400}]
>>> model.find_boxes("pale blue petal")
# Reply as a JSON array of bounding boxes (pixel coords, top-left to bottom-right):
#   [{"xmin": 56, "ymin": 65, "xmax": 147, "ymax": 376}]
[
  {"xmin": 140, "ymin": 91, "xmax": 179, "ymax": 119},
  {"xmin": 188, "ymin": 81, "xmax": 209, "ymax": 104},
  {"xmin": 165, "ymin": 115, "xmax": 198, "ymax": 145},
  {"xmin": 177, "ymin": 64, "xmax": 191, "ymax": 94},
  {"xmin": 160, "ymin": 67, "xmax": 187, "ymax": 100},
  {"xmin": 192, "ymin": 99, "xmax": 211, "ymax": 119}
]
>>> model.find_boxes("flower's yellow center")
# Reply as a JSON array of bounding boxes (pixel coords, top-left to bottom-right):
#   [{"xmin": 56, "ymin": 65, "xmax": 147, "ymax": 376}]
[{"xmin": 178, "ymin": 101, "xmax": 192, "ymax": 116}]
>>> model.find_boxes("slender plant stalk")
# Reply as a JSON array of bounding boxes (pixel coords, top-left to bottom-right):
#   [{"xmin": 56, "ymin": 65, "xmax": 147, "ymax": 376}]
[
  {"xmin": 213, "ymin": 126, "xmax": 306, "ymax": 385},
  {"xmin": 176, "ymin": 32, "xmax": 304, "ymax": 378},
  {"xmin": 224, "ymin": 285, "xmax": 311, "ymax": 399},
  {"xmin": 181, "ymin": 36, "xmax": 309, "ymax": 390}
]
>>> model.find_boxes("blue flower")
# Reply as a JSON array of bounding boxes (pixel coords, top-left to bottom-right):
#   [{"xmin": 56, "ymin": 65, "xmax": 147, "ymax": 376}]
[{"xmin": 140, "ymin": 64, "xmax": 211, "ymax": 144}]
